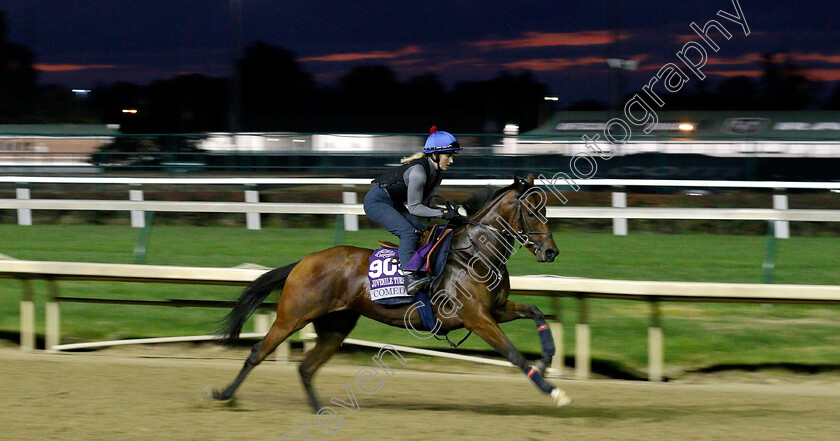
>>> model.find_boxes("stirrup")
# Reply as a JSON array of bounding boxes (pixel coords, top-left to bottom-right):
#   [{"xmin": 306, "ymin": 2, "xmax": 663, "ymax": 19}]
[{"xmin": 404, "ymin": 270, "xmax": 430, "ymax": 296}]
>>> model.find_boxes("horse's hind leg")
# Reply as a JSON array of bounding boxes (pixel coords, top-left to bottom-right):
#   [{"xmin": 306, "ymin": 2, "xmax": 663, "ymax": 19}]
[
  {"xmin": 212, "ymin": 318, "xmax": 304, "ymax": 401},
  {"xmin": 299, "ymin": 310, "xmax": 360, "ymax": 413}
]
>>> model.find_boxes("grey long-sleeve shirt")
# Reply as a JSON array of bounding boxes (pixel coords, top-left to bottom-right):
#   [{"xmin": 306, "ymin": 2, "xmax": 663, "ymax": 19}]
[{"xmin": 404, "ymin": 157, "xmax": 445, "ymax": 218}]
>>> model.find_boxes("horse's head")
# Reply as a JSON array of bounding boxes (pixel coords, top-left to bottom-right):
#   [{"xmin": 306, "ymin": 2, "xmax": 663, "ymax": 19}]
[
  {"xmin": 464, "ymin": 174, "xmax": 560, "ymax": 263},
  {"xmin": 506, "ymin": 174, "xmax": 560, "ymax": 262}
]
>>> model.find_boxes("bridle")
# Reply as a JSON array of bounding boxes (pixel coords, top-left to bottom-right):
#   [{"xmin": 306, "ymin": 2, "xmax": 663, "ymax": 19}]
[
  {"xmin": 509, "ymin": 194, "xmax": 553, "ymax": 251},
  {"xmin": 452, "ymin": 188, "xmax": 553, "ymax": 258}
]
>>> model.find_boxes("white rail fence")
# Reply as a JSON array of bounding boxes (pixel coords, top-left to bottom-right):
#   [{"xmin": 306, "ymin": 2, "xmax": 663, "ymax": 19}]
[
  {"xmin": 2, "ymin": 259, "xmax": 840, "ymax": 381},
  {"xmin": 2, "ymin": 177, "xmax": 840, "ymax": 238}
]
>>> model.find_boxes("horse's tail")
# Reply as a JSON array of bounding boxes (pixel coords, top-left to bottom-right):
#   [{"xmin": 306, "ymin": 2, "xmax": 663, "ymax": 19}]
[{"xmin": 217, "ymin": 261, "xmax": 300, "ymax": 345}]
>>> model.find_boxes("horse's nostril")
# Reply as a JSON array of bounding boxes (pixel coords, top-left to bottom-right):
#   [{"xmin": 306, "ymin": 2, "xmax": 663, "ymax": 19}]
[{"xmin": 545, "ymin": 249, "xmax": 556, "ymax": 259}]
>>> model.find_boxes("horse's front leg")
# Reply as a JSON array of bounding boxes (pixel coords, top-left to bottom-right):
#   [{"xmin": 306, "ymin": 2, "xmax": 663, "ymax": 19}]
[
  {"xmin": 462, "ymin": 307, "xmax": 571, "ymax": 407},
  {"xmin": 494, "ymin": 301, "xmax": 555, "ymax": 376}
]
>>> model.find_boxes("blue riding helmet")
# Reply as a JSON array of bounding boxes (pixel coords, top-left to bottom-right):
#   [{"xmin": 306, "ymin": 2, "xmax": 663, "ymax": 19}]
[{"xmin": 423, "ymin": 126, "xmax": 461, "ymax": 154}]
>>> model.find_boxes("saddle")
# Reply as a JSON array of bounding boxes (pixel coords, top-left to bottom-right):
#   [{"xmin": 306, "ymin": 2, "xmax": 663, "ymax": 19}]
[
  {"xmin": 376, "ymin": 226, "xmax": 453, "ymax": 273},
  {"xmin": 377, "ymin": 224, "xmax": 444, "ymax": 250}
]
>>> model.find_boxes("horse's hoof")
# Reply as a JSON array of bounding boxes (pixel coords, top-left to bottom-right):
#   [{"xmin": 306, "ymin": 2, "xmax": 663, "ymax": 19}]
[
  {"xmin": 206, "ymin": 387, "xmax": 233, "ymax": 402},
  {"xmin": 551, "ymin": 388, "xmax": 572, "ymax": 407}
]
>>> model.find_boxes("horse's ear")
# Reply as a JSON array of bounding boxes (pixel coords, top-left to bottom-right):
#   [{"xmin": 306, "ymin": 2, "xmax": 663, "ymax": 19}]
[
  {"xmin": 513, "ymin": 175, "xmax": 528, "ymax": 192},
  {"xmin": 512, "ymin": 175, "xmax": 530, "ymax": 191},
  {"xmin": 526, "ymin": 173, "xmax": 535, "ymax": 185}
]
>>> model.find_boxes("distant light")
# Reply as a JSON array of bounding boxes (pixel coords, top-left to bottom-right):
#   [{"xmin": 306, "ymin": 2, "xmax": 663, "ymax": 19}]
[
  {"xmin": 503, "ymin": 124, "xmax": 519, "ymax": 135},
  {"xmin": 678, "ymin": 123, "xmax": 695, "ymax": 131},
  {"xmin": 72, "ymin": 89, "xmax": 91, "ymax": 95},
  {"xmin": 544, "ymin": 96, "xmax": 559, "ymax": 101},
  {"xmin": 607, "ymin": 58, "xmax": 639, "ymax": 70},
  {"xmin": 831, "ymin": 189, "xmax": 840, "ymax": 193},
  {"xmin": 122, "ymin": 109, "xmax": 138, "ymax": 114},
  {"xmin": 292, "ymin": 139, "xmax": 306, "ymax": 143}
]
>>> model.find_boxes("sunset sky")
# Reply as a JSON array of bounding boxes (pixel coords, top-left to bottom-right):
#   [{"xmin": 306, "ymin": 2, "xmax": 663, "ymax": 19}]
[{"xmin": 3, "ymin": 0, "xmax": 839, "ymax": 104}]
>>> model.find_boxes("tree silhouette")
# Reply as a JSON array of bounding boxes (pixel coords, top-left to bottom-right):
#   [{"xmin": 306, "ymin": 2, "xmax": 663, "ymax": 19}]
[
  {"xmin": 336, "ymin": 65, "xmax": 401, "ymax": 116},
  {"xmin": 0, "ymin": 11, "xmax": 37, "ymax": 122},
  {"xmin": 660, "ymin": 52, "xmax": 821, "ymax": 111},
  {"xmin": 147, "ymin": 75, "xmax": 228, "ymax": 132},
  {"xmin": 238, "ymin": 41, "xmax": 314, "ymax": 129},
  {"xmin": 449, "ymin": 71, "xmax": 549, "ymax": 133},
  {"xmin": 758, "ymin": 53, "xmax": 821, "ymax": 110},
  {"xmin": 823, "ymin": 83, "xmax": 840, "ymax": 110}
]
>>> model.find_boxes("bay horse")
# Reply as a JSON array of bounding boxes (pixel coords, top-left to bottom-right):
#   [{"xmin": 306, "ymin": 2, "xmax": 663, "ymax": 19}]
[{"xmin": 211, "ymin": 174, "xmax": 572, "ymax": 410}]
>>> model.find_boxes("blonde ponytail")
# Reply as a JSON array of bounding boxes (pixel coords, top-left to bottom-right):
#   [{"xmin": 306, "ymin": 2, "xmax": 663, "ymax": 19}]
[{"xmin": 400, "ymin": 152, "xmax": 427, "ymax": 164}]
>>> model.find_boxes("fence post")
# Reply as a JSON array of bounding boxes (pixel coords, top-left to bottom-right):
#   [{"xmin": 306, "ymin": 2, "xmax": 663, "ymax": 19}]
[
  {"xmin": 612, "ymin": 187, "xmax": 627, "ymax": 236},
  {"xmin": 129, "ymin": 184, "xmax": 145, "ymax": 228},
  {"xmin": 773, "ymin": 189, "xmax": 789, "ymax": 239},
  {"xmin": 245, "ymin": 184, "xmax": 261, "ymax": 230},
  {"xmin": 648, "ymin": 300, "xmax": 664, "ymax": 382},
  {"xmin": 762, "ymin": 222, "xmax": 777, "ymax": 284},
  {"xmin": 16, "ymin": 185, "xmax": 32, "ymax": 226},
  {"xmin": 252, "ymin": 311, "xmax": 289, "ymax": 362},
  {"xmin": 46, "ymin": 280, "xmax": 60, "ymax": 351},
  {"xmin": 342, "ymin": 185, "xmax": 359, "ymax": 232},
  {"xmin": 575, "ymin": 297, "xmax": 590, "ymax": 380},
  {"xmin": 132, "ymin": 212, "xmax": 154, "ymax": 265},
  {"xmin": 301, "ymin": 323, "xmax": 316, "ymax": 353},
  {"xmin": 20, "ymin": 280, "xmax": 35, "ymax": 351}
]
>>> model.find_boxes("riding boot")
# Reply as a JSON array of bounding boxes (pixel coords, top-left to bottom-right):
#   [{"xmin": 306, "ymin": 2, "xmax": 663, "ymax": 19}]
[{"xmin": 403, "ymin": 269, "xmax": 431, "ymax": 296}]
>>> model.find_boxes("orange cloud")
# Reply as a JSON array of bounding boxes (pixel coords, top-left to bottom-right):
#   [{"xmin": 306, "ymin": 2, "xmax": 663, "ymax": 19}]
[
  {"xmin": 706, "ymin": 53, "xmax": 764, "ymax": 66},
  {"xmin": 418, "ymin": 58, "xmax": 486, "ymax": 72},
  {"xmin": 789, "ymin": 52, "xmax": 840, "ymax": 64},
  {"xmin": 503, "ymin": 56, "xmax": 608, "ymax": 71},
  {"xmin": 801, "ymin": 69, "xmax": 840, "ymax": 81},
  {"xmin": 470, "ymin": 31, "xmax": 626, "ymax": 50},
  {"xmin": 707, "ymin": 68, "xmax": 840, "ymax": 81},
  {"xmin": 676, "ymin": 30, "xmax": 767, "ymax": 44},
  {"xmin": 634, "ymin": 53, "xmax": 762, "ymax": 72},
  {"xmin": 666, "ymin": 51, "xmax": 840, "ymax": 67},
  {"xmin": 638, "ymin": 52, "xmax": 763, "ymax": 69},
  {"xmin": 301, "ymin": 45, "xmax": 421, "ymax": 62},
  {"xmin": 34, "ymin": 63, "xmax": 117, "ymax": 72},
  {"xmin": 706, "ymin": 69, "xmax": 763, "ymax": 78},
  {"xmin": 389, "ymin": 58, "xmax": 424, "ymax": 66}
]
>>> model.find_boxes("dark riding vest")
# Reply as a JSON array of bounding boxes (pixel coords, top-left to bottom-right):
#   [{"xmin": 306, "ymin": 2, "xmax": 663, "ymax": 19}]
[{"xmin": 371, "ymin": 157, "xmax": 442, "ymax": 205}]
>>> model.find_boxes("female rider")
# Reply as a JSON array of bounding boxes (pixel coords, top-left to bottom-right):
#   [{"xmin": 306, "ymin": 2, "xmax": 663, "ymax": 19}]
[{"xmin": 364, "ymin": 127, "xmax": 464, "ymax": 296}]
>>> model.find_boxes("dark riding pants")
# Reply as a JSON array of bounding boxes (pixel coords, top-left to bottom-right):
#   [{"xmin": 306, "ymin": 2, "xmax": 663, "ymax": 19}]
[{"xmin": 363, "ymin": 184, "xmax": 424, "ymax": 268}]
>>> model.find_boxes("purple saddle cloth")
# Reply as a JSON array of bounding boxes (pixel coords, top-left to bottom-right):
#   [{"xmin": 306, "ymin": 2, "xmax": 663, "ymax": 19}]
[{"xmin": 368, "ymin": 226, "xmax": 453, "ymax": 307}]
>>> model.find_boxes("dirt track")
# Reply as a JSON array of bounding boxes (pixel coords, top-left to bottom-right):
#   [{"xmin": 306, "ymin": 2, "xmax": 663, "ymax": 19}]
[{"xmin": 2, "ymin": 346, "xmax": 840, "ymax": 441}]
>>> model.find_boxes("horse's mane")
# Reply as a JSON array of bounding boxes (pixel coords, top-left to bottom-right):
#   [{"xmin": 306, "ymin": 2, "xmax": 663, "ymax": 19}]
[{"xmin": 461, "ymin": 180, "xmax": 529, "ymax": 216}]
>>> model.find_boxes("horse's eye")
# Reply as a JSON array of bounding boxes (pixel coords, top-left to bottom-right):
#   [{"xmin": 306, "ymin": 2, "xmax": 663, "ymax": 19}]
[{"xmin": 527, "ymin": 212, "xmax": 536, "ymax": 218}]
